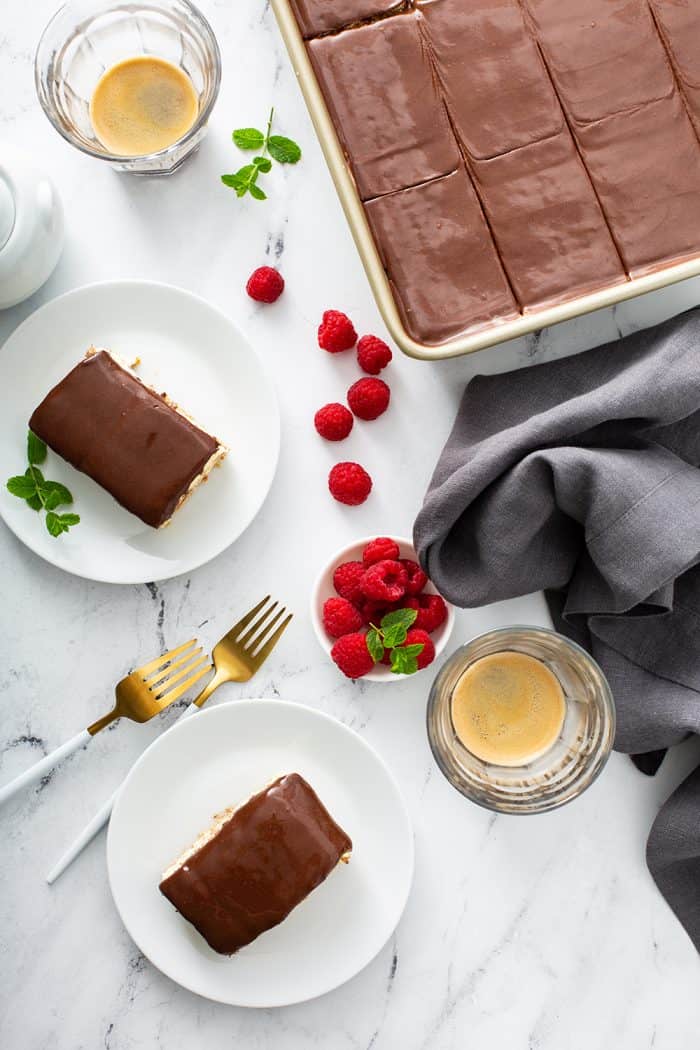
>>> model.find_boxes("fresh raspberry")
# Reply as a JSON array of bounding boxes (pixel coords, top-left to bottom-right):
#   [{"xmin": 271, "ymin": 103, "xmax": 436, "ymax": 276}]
[
  {"xmin": 357, "ymin": 334, "xmax": 393, "ymax": 375},
  {"xmin": 322, "ymin": 597, "xmax": 363, "ymax": 638},
  {"xmin": 314, "ymin": 403, "xmax": 354, "ymax": 441},
  {"xmin": 361, "ymin": 559, "xmax": 408, "ymax": 602},
  {"xmin": 328, "ymin": 462, "xmax": 372, "ymax": 505},
  {"xmin": 318, "ymin": 310, "xmax": 357, "ymax": 353},
  {"xmin": 362, "ymin": 537, "xmax": 400, "ymax": 565},
  {"xmin": 246, "ymin": 266, "xmax": 284, "ymax": 303},
  {"xmin": 404, "ymin": 628, "xmax": 436, "ymax": 669},
  {"xmin": 401, "ymin": 559, "xmax": 428, "ymax": 595},
  {"xmin": 333, "ymin": 560, "xmax": 365, "ymax": 602},
  {"xmin": 405, "ymin": 593, "xmax": 448, "ymax": 633},
  {"xmin": 355, "ymin": 598, "xmax": 388, "ymax": 625},
  {"xmin": 347, "ymin": 378, "xmax": 390, "ymax": 421},
  {"xmin": 331, "ymin": 632, "xmax": 375, "ymax": 679}
]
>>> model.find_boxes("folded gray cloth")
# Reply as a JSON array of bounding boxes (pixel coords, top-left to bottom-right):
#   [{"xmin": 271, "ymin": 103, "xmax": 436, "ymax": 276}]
[{"xmin": 414, "ymin": 308, "xmax": 700, "ymax": 950}]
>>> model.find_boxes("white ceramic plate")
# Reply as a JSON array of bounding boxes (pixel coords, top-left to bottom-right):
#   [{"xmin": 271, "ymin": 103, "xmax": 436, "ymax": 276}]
[
  {"xmin": 0, "ymin": 281, "xmax": 280, "ymax": 583},
  {"xmin": 107, "ymin": 699, "xmax": 414, "ymax": 1007},
  {"xmin": 311, "ymin": 535, "xmax": 455, "ymax": 682}
]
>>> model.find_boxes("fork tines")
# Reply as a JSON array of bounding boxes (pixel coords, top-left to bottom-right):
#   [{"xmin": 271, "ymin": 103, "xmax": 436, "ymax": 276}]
[
  {"xmin": 229, "ymin": 596, "xmax": 293, "ymax": 664},
  {"xmin": 139, "ymin": 639, "xmax": 212, "ymax": 704}
]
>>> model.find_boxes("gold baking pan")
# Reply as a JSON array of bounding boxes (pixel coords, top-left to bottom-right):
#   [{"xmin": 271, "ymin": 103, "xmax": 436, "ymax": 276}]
[{"xmin": 272, "ymin": 0, "xmax": 700, "ymax": 361}]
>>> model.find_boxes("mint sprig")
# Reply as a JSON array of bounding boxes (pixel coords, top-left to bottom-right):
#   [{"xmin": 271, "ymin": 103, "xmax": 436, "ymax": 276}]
[
  {"xmin": 366, "ymin": 608, "xmax": 425, "ymax": 676},
  {"xmin": 6, "ymin": 431, "xmax": 80, "ymax": 538},
  {"xmin": 222, "ymin": 108, "xmax": 301, "ymax": 201}
]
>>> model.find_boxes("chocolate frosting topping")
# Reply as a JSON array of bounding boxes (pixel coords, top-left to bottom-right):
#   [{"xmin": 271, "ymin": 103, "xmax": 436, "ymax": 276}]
[
  {"xmin": 159, "ymin": 773, "xmax": 352, "ymax": 955},
  {"xmin": 288, "ymin": 0, "xmax": 403, "ymax": 37},
  {"xmin": 29, "ymin": 350, "xmax": 221, "ymax": 528},
  {"xmin": 309, "ymin": 12, "xmax": 459, "ymax": 200}
]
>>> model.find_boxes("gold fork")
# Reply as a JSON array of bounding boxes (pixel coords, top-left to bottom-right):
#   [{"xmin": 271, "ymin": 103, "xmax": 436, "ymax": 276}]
[
  {"xmin": 47, "ymin": 597, "xmax": 293, "ymax": 883},
  {"xmin": 0, "ymin": 639, "xmax": 211, "ymax": 806}
]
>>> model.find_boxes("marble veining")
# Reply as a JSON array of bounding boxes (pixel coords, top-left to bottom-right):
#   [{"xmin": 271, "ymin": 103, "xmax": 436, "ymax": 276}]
[{"xmin": 1, "ymin": 2, "xmax": 700, "ymax": 1048}]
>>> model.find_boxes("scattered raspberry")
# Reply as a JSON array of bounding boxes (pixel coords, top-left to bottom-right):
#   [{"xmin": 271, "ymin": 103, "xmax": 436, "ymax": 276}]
[
  {"xmin": 314, "ymin": 403, "xmax": 354, "ymax": 441},
  {"xmin": 331, "ymin": 632, "xmax": 375, "ymax": 679},
  {"xmin": 347, "ymin": 377, "xmax": 390, "ymax": 421},
  {"xmin": 246, "ymin": 266, "xmax": 284, "ymax": 303},
  {"xmin": 405, "ymin": 593, "xmax": 448, "ymax": 633},
  {"xmin": 322, "ymin": 597, "xmax": 363, "ymax": 639},
  {"xmin": 401, "ymin": 559, "xmax": 428, "ymax": 596},
  {"xmin": 357, "ymin": 334, "xmax": 393, "ymax": 375},
  {"xmin": 333, "ymin": 560, "xmax": 366, "ymax": 602},
  {"xmin": 361, "ymin": 559, "xmax": 408, "ymax": 602},
  {"xmin": 404, "ymin": 628, "xmax": 435, "ymax": 669},
  {"xmin": 362, "ymin": 537, "xmax": 400, "ymax": 565},
  {"xmin": 318, "ymin": 310, "xmax": 357, "ymax": 353},
  {"xmin": 328, "ymin": 462, "xmax": 372, "ymax": 505}
]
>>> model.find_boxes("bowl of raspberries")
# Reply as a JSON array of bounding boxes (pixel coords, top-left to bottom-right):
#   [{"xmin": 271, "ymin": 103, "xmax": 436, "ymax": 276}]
[{"xmin": 311, "ymin": 535, "xmax": 454, "ymax": 681}]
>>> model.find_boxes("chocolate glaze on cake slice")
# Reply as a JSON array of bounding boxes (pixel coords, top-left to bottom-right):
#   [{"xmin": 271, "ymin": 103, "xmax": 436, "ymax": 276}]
[
  {"xmin": 364, "ymin": 166, "xmax": 518, "ymax": 344},
  {"xmin": 29, "ymin": 348, "xmax": 227, "ymax": 529},
  {"xmin": 649, "ymin": 0, "xmax": 700, "ymax": 136},
  {"xmin": 159, "ymin": 773, "xmax": 352, "ymax": 955},
  {"xmin": 418, "ymin": 0, "xmax": 563, "ymax": 160},
  {"xmin": 470, "ymin": 131, "xmax": 625, "ymax": 310},
  {"xmin": 308, "ymin": 12, "xmax": 460, "ymax": 200},
  {"xmin": 522, "ymin": 0, "xmax": 674, "ymax": 127},
  {"xmin": 288, "ymin": 0, "xmax": 404, "ymax": 38}
]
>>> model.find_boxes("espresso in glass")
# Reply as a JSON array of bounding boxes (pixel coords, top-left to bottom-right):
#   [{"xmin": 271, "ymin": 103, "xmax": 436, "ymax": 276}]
[{"xmin": 427, "ymin": 627, "xmax": 615, "ymax": 814}]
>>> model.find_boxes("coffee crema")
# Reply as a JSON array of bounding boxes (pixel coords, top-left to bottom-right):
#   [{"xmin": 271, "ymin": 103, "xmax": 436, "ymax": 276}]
[
  {"xmin": 89, "ymin": 55, "xmax": 198, "ymax": 156},
  {"xmin": 451, "ymin": 651, "xmax": 566, "ymax": 767}
]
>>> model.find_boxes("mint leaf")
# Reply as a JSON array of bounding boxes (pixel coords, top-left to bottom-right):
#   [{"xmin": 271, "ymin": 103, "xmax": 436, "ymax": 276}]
[
  {"xmin": 253, "ymin": 155, "xmax": 272, "ymax": 173},
  {"xmin": 248, "ymin": 183, "xmax": 267, "ymax": 201},
  {"xmin": 267, "ymin": 135, "xmax": 301, "ymax": 164},
  {"xmin": 7, "ymin": 475, "xmax": 37, "ymax": 500},
  {"xmin": 381, "ymin": 607, "xmax": 419, "ymax": 647},
  {"xmin": 27, "ymin": 431, "xmax": 47, "ymax": 465},
  {"xmin": 45, "ymin": 511, "xmax": 66, "ymax": 536},
  {"xmin": 381, "ymin": 608, "xmax": 417, "ymax": 632},
  {"xmin": 221, "ymin": 173, "xmax": 244, "ymax": 190},
  {"xmin": 40, "ymin": 481, "xmax": 73, "ymax": 510},
  {"xmin": 27, "ymin": 465, "xmax": 44, "ymax": 485},
  {"xmin": 366, "ymin": 628, "xmax": 384, "ymax": 664},
  {"xmin": 26, "ymin": 493, "xmax": 42, "ymax": 511},
  {"xmin": 233, "ymin": 128, "xmax": 265, "ymax": 150},
  {"xmin": 390, "ymin": 643, "xmax": 424, "ymax": 676},
  {"xmin": 45, "ymin": 511, "xmax": 80, "ymax": 537}
]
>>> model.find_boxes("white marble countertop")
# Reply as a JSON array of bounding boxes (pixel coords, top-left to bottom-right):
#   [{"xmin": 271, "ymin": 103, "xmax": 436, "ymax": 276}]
[{"xmin": 2, "ymin": 2, "xmax": 700, "ymax": 1047}]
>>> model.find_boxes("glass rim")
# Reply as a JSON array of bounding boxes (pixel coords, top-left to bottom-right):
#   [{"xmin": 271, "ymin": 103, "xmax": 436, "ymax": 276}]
[
  {"xmin": 426, "ymin": 624, "xmax": 616, "ymax": 816},
  {"xmin": 34, "ymin": 0, "xmax": 222, "ymax": 165}
]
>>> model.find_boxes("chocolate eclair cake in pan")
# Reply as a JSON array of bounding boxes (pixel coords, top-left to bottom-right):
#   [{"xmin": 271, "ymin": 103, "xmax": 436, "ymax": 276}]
[{"xmin": 279, "ymin": 0, "xmax": 700, "ymax": 353}]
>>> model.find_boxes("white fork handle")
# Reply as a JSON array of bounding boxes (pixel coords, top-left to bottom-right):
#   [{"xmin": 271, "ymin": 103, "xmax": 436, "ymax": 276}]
[
  {"xmin": 46, "ymin": 702, "xmax": 201, "ymax": 884},
  {"xmin": 0, "ymin": 729, "xmax": 91, "ymax": 806}
]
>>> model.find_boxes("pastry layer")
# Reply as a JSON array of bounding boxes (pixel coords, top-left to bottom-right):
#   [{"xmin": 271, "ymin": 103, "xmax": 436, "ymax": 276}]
[
  {"xmin": 522, "ymin": 0, "xmax": 674, "ymax": 126},
  {"xmin": 649, "ymin": 0, "xmax": 700, "ymax": 136},
  {"xmin": 364, "ymin": 166, "xmax": 518, "ymax": 344},
  {"xmin": 159, "ymin": 773, "xmax": 352, "ymax": 955},
  {"xmin": 575, "ymin": 93, "xmax": 700, "ymax": 276},
  {"xmin": 288, "ymin": 0, "xmax": 404, "ymax": 37},
  {"xmin": 29, "ymin": 348, "xmax": 227, "ymax": 529},
  {"xmin": 470, "ymin": 131, "xmax": 626, "ymax": 309},
  {"xmin": 308, "ymin": 12, "xmax": 460, "ymax": 200},
  {"xmin": 418, "ymin": 0, "xmax": 562, "ymax": 159}
]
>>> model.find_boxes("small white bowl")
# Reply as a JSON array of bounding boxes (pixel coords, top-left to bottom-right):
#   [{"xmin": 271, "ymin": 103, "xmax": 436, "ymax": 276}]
[{"xmin": 311, "ymin": 535, "xmax": 455, "ymax": 682}]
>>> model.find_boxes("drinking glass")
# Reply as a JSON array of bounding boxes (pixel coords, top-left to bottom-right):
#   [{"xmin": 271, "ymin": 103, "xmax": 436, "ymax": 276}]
[
  {"xmin": 35, "ymin": 0, "xmax": 221, "ymax": 174},
  {"xmin": 427, "ymin": 626, "xmax": 615, "ymax": 814}
]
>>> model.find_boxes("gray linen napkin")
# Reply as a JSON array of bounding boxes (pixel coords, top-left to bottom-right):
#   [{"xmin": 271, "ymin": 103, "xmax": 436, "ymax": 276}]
[{"xmin": 414, "ymin": 308, "xmax": 700, "ymax": 949}]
